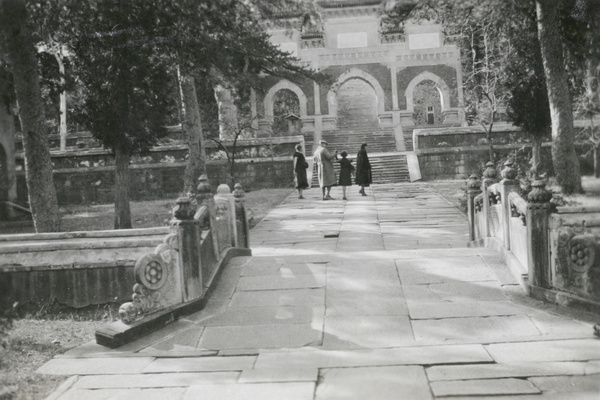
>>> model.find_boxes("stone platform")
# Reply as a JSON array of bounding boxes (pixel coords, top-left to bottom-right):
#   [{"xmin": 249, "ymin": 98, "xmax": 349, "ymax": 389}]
[{"xmin": 39, "ymin": 183, "xmax": 600, "ymax": 400}]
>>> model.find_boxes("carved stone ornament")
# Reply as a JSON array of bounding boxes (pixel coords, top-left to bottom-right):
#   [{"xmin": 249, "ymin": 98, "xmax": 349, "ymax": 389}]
[
  {"xmin": 196, "ymin": 174, "xmax": 213, "ymax": 204},
  {"xmin": 527, "ymin": 179, "xmax": 552, "ymax": 203},
  {"xmin": 233, "ymin": 183, "xmax": 245, "ymax": 203},
  {"xmin": 217, "ymin": 183, "xmax": 231, "ymax": 195},
  {"xmin": 173, "ymin": 196, "xmax": 195, "ymax": 220},
  {"xmin": 501, "ymin": 159, "xmax": 518, "ymax": 182},
  {"xmin": 568, "ymin": 235, "xmax": 597, "ymax": 273},
  {"xmin": 118, "ymin": 254, "xmax": 170, "ymax": 324},
  {"xmin": 466, "ymin": 174, "xmax": 481, "ymax": 194},
  {"xmin": 482, "ymin": 161, "xmax": 498, "ymax": 186}
]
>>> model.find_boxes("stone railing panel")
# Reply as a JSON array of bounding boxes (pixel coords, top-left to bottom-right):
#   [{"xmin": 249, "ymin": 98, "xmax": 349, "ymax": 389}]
[{"xmin": 550, "ymin": 214, "xmax": 600, "ymax": 304}]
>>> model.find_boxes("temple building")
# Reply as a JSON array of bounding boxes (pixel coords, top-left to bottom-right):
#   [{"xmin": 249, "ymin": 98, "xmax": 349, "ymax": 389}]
[{"xmin": 255, "ymin": 0, "xmax": 465, "ymax": 162}]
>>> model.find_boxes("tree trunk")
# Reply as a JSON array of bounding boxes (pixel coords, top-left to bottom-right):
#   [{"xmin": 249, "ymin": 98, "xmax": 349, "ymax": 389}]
[
  {"xmin": 535, "ymin": 0, "xmax": 582, "ymax": 194},
  {"xmin": 114, "ymin": 144, "xmax": 132, "ymax": 229},
  {"xmin": 55, "ymin": 53, "xmax": 67, "ymax": 151},
  {"xmin": 179, "ymin": 74, "xmax": 206, "ymax": 194},
  {"xmin": 0, "ymin": 0, "xmax": 60, "ymax": 232}
]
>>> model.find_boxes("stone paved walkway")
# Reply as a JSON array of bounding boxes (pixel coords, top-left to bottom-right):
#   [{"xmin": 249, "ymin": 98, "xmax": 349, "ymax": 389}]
[{"xmin": 40, "ymin": 184, "xmax": 600, "ymax": 400}]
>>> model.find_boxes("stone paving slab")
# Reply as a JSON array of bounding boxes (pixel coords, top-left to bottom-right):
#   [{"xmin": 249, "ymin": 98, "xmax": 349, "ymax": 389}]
[
  {"xmin": 431, "ymin": 378, "xmax": 541, "ymax": 397},
  {"xmin": 426, "ymin": 362, "xmax": 594, "ymax": 381},
  {"xmin": 397, "ymin": 265, "xmax": 497, "ymax": 284},
  {"xmin": 184, "ymin": 382, "xmax": 316, "ymax": 400},
  {"xmin": 322, "ymin": 315, "xmax": 414, "ymax": 349},
  {"xmin": 237, "ymin": 274, "xmax": 326, "ymax": 291},
  {"xmin": 199, "ymin": 305, "xmax": 323, "ymax": 327},
  {"xmin": 57, "ymin": 388, "xmax": 187, "ymax": 400},
  {"xmin": 240, "ymin": 261, "xmax": 327, "ymax": 276},
  {"xmin": 38, "ymin": 357, "xmax": 155, "ymax": 375},
  {"xmin": 528, "ymin": 374, "xmax": 600, "ymax": 393},
  {"xmin": 412, "ymin": 315, "xmax": 542, "ymax": 343},
  {"xmin": 403, "ymin": 281, "xmax": 507, "ymax": 303},
  {"xmin": 485, "ymin": 339, "xmax": 600, "ymax": 363},
  {"xmin": 408, "ymin": 301, "xmax": 528, "ymax": 319},
  {"xmin": 315, "ymin": 366, "xmax": 432, "ymax": 400},
  {"xmin": 229, "ymin": 288, "xmax": 325, "ymax": 308},
  {"xmin": 325, "ymin": 291, "xmax": 408, "ymax": 317},
  {"xmin": 73, "ymin": 372, "xmax": 239, "ymax": 389},
  {"xmin": 198, "ymin": 323, "xmax": 322, "ymax": 350},
  {"xmin": 239, "ymin": 367, "xmax": 318, "ymax": 383},
  {"xmin": 142, "ymin": 355, "xmax": 255, "ymax": 373},
  {"xmin": 254, "ymin": 344, "xmax": 493, "ymax": 369}
]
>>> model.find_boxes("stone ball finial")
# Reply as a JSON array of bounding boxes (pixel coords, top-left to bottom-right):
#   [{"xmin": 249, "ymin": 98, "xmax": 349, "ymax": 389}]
[
  {"xmin": 217, "ymin": 183, "xmax": 231, "ymax": 195},
  {"xmin": 173, "ymin": 196, "xmax": 195, "ymax": 220},
  {"xmin": 196, "ymin": 174, "xmax": 213, "ymax": 201},
  {"xmin": 233, "ymin": 183, "xmax": 245, "ymax": 202},
  {"xmin": 527, "ymin": 179, "xmax": 553, "ymax": 203},
  {"xmin": 482, "ymin": 161, "xmax": 498, "ymax": 186},
  {"xmin": 501, "ymin": 158, "xmax": 518, "ymax": 182},
  {"xmin": 466, "ymin": 174, "xmax": 481, "ymax": 193}
]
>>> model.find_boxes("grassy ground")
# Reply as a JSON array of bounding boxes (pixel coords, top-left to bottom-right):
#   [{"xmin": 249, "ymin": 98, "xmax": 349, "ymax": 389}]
[{"xmin": 0, "ymin": 188, "xmax": 293, "ymax": 400}]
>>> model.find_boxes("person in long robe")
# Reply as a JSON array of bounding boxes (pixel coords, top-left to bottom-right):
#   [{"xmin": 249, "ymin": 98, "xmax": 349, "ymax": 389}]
[
  {"xmin": 313, "ymin": 140, "xmax": 337, "ymax": 200},
  {"xmin": 337, "ymin": 151, "xmax": 354, "ymax": 200},
  {"xmin": 355, "ymin": 143, "xmax": 372, "ymax": 196},
  {"xmin": 293, "ymin": 144, "xmax": 309, "ymax": 199}
]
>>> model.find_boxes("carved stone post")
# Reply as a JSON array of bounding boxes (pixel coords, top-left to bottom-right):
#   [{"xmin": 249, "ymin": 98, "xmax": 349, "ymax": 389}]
[
  {"xmin": 467, "ymin": 174, "xmax": 482, "ymax": 241},
  {"xmin": 233, "ymin": 183, "xmax": 250, "ymax": 248},
  {"xmin": 500, "ymin": 159, "xmax": 519, "ymax": 249},
  {"xmin": 214, "ymin": 184, "xmax": 237, "ymax": 253},
  {"xmin": 526, "ymin": 179, "xmax": 553, "ymax": 289},
  {"xmin": 481, "ymin": 161, "xmax": 498, "ymax": 238},
  {"xmin": 172, "ymin": 196, "xmax": 203, "ymax": 301}
]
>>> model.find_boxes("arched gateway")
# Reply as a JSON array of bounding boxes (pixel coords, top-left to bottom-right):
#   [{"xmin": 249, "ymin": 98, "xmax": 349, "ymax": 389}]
[{"xmin": 257, "ymin": 1, "xmax": 464, "ymax": 156}]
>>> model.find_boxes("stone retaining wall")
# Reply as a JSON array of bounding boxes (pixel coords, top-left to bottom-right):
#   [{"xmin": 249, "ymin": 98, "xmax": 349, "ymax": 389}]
[{"xmin": 15, "ymin": 136, "xmax": 304, "ymax": 205}]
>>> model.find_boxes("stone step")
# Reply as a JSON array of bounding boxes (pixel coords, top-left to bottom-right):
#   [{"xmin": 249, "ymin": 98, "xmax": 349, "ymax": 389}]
[{"xmin": 311, "ymin": 153, "xmax": 410, "ymax": 186}]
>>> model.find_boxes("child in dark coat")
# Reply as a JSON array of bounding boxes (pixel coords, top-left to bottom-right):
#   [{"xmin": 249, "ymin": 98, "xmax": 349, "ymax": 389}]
[{"xmin": 337, "ymin": 151, "xmax": 355, "ymax": 200}]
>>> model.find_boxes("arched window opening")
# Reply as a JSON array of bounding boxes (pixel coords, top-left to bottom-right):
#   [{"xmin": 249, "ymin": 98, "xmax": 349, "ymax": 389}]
[
  {"xmin": 272, "ymin": 89, "xmax": 301, "ymax": 135},
  {"xmin": 413, "ymin": 80, "xmax": 443, "ymax": 126}
]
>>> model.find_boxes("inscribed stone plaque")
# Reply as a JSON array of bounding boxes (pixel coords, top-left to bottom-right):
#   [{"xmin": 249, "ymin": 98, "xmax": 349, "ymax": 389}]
[
  {"xmin": 337, "ymin": 32, "xmax": 368, "ymax": 49},
  {"xmin": 409, "ymin": 33, "xmax": 440, "ymax": 49}
]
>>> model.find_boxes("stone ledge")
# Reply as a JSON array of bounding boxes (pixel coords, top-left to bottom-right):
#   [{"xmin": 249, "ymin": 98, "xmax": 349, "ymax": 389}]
[{"xmin": 527, "ymin": 284, "xmax": 600, "ymax": 316}]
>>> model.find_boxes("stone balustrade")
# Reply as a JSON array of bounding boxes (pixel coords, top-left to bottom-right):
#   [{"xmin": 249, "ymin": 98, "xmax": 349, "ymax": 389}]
[
  {"xmin": 92, "ymin": 176, "xmax": 252, "ymax": 347},
  {"xmin": 468, "ymin": 162, "xmax": 600, "ymax": 312}
]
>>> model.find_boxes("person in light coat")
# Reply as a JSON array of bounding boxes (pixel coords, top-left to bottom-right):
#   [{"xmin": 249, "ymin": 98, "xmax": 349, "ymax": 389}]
[{"xmin": 313, "ymin": 140, "xmax": 337, "ymax": 200}]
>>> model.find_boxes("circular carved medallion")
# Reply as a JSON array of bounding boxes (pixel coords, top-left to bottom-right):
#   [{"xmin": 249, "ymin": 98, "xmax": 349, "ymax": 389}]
[{"xmin": 135, "ymin": 254, "xmax": 168, "ymax": 290}]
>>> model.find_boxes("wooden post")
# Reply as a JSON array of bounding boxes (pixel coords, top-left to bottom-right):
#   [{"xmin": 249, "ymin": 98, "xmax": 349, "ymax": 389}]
[
  {"xmin": 500, "ymin": 159, "xmax": 519, "ymax": 250},
  {"xmin": 466, "ymin": 174, "xmax": 481, "ymax": 241},
  {"xmin": 526, "ymin": 179, "xmax": 553, "ymax": 288}
]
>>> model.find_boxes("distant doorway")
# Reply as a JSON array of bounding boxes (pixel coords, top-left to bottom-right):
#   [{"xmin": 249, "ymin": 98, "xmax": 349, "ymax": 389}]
[
  {"xmin": 413, "ymin": 80, "xmax": 443, "ymax": 126},
  {"xmin": 337, "ymin": 78, "xmax": 378, "ymax": 129},
  {"xmin": 272, "ymin": 89, "xmax": 301, "ymax": 135}
]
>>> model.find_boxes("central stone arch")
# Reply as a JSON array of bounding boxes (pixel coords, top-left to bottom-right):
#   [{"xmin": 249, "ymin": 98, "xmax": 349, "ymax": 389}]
[{"xmin": 327, "ymin": 68, "xmax": 386, "ymax": 119}]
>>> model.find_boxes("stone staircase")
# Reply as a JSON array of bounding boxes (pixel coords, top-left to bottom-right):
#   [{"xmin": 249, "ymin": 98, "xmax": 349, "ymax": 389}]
[
  {"xmin": 311, "ymin": 152, "xmax": 410, "ymax": 186},
  {"xmin": 320, "ymin": 126, "xmax": 397, "ymax": 155}
]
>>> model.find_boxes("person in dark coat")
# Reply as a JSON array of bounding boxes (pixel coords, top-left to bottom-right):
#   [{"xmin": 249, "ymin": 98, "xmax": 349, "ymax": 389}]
[
  {"xmin": 337, "ymin": 151, "xmax": 354, "ymax": 200},
  {"xmin": 355, "ymin": 143, "xmax": 372, "ymax": 196},
  {"xmin": 293, "ymin": 144, "xmax": 309, "ymax": 199}
]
